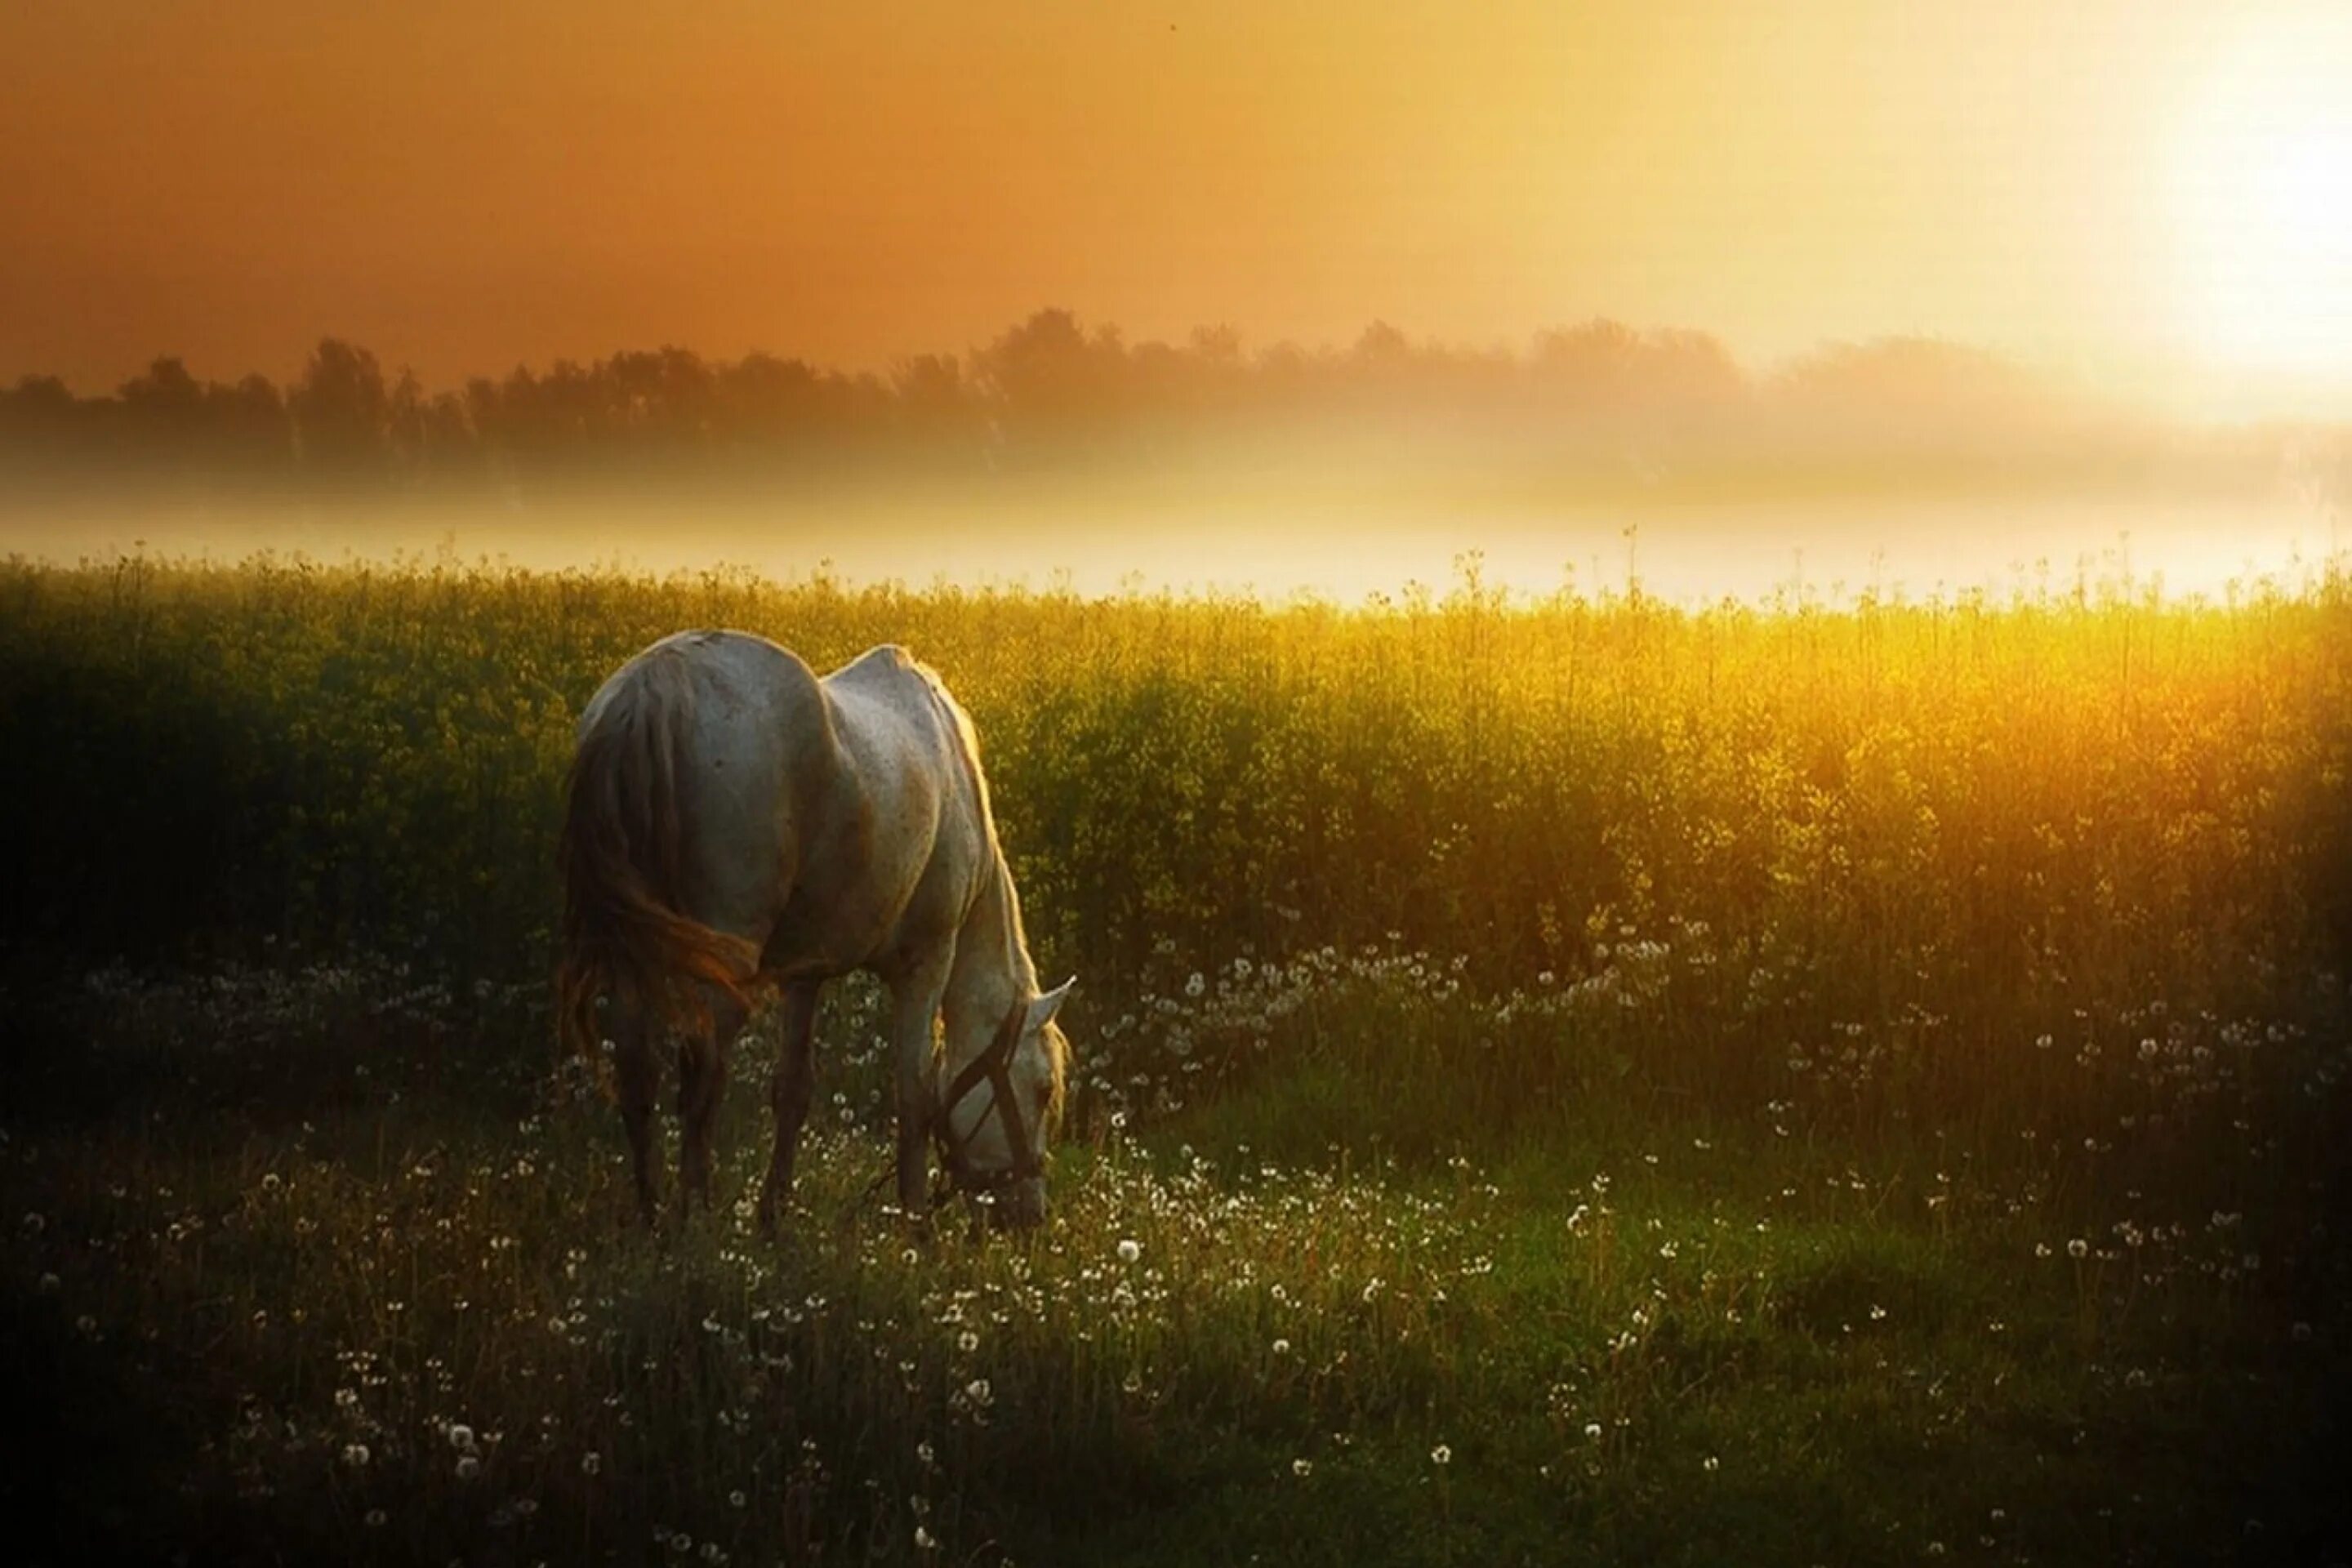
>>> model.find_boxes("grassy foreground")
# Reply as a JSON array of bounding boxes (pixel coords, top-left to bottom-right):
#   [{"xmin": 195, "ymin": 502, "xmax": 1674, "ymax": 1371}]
[{"xmin": 2, "ymin": 554, "xmax": 2350, "ymax": 1564}]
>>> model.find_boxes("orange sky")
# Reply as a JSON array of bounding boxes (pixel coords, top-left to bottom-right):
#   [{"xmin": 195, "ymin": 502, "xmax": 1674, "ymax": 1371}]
[{"xmin": 4, "ymin": 0, "xmax": 2349, "ymax": 413}]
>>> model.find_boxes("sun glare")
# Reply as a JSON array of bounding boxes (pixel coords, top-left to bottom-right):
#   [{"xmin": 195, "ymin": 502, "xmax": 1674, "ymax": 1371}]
[{"xmin": 2174, "ymin": 22, "xmax": 2352, "ymax": 378}]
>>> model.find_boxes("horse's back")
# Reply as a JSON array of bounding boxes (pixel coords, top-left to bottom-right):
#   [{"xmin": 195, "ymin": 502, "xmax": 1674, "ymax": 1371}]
[
  {"xmin": 823, "ymin": 646, "xmax": 981, "ymax": 833},
  {"xmin": 792, "ymin": 644, "xmax": 987, "ymax": 973},
  {"xmin": 577, "ymin": 631, "xmax": 985, "ymax": 980}
]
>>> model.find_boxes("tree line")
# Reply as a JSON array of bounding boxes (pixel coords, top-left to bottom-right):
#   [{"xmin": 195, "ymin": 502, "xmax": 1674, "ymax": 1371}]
[{"xmin": 0, "ymin": 309, "xmax": 2293, "ymax": 501}]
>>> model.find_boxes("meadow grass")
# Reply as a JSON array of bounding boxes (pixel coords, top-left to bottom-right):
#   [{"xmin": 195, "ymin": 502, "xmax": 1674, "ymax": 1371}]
[{"xmin": 2, "ymin": 552, "xmax": 2349, "ymax": 1564}]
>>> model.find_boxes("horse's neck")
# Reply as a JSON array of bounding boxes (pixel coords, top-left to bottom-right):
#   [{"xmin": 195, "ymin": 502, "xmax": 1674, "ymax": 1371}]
[{"xmin": 942, "ymin": 856, "xmax": 1035, "ymax": 1041}]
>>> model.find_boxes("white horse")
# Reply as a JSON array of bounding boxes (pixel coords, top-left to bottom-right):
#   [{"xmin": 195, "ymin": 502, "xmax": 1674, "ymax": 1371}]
[{"xmin": 556, "ymin": 631, "xmax": 1071, "ymax": 1228}]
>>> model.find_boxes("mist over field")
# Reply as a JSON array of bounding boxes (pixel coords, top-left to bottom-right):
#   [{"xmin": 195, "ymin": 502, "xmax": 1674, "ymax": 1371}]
[{"xmin": 7, "ymin": 312, "xmax": 2346, "ymax": 601}]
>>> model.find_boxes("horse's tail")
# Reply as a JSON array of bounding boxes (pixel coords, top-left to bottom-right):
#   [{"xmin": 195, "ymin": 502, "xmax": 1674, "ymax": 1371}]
[{"xmin": 556, "ymin": 652, "xmax": 760, "ymax": 1087}]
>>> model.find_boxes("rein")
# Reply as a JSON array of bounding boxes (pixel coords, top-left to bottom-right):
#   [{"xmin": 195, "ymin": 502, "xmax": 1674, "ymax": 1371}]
[
  {"xmin": 930, "ymin": 995, "xmax": 1044, "ymax": 1196},
  {"xmin": 830, "ymin": 996, "xmax": 1044, "ymax": 1231}
]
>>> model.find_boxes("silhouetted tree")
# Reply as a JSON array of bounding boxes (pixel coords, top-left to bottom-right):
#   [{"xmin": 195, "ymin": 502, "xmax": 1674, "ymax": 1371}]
[{"xmin": 291, "ymin": 338, "xmax": 392, "ymax": 479}]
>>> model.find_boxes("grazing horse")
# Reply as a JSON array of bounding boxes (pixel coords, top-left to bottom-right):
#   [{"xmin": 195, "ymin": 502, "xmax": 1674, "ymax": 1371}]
[{"xmin": 556, "ymin": 631, "xmax": 1071, "ymax": 1228}]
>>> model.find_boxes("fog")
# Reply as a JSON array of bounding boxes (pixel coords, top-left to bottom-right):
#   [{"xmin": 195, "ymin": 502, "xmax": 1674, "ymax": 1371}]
[{"xmin": 9, "ymin": 480, "xmax": 2335, "ymax": 608}]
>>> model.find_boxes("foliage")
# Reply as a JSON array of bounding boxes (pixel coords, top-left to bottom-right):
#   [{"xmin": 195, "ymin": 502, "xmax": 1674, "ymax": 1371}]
[
  {"xmin": 6, "ymin": 554, "xmax": 2349, "ymax": 1112},
  {"xmin": 0, "ymin": 314, "xmax": 2304, "ymax": 501},
  {"xmin": 2, "ymin": 554, "xmax": 2350, "ymax": 1562}
]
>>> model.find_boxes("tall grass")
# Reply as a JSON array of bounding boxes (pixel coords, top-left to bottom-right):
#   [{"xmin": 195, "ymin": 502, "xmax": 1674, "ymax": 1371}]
[
  {"xmin": 6, "ymin": 551, "xmax": 2348, "ymax": 1118},
  {"xmin": 2, "ymin": 550, "xmax": 2349, "ymax": 1563}
]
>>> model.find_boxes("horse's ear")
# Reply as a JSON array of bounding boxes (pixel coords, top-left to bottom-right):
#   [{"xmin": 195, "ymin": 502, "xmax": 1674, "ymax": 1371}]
[{"xmin": 1027, "ymin": 978, "xmax": 1076, "ymax": 1031}]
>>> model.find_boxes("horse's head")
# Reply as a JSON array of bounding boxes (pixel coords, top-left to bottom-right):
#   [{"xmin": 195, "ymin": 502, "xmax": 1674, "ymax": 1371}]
[{"xmin": 935, "ymin": 979, "xmax": 1072, "ymax": 1228}]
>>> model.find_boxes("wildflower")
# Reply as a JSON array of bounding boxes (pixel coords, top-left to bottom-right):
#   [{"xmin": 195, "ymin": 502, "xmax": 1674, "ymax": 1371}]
[
  {"xmin": 342, "ymin": 1443, "xmax": 371, "ymax": 1468},
  {"xmin": 915, "ymin": 1526, "xmax": 938, "ymax": 1550},
  {"xmin": 957, "ymin": 1330, "xmax": 979, "ymax": 1353},
  {"xmin": 456, "ymin": 1454, "xmax": 482, "ymax": 1481},
  {"xmin": 1431, "ymin": 1443, "xmax": 1451, "ymax": 1465},
  {"xmin": 364, "ymin": 1509, "xmax": 387, "ymax": 1528},
  {"xmin": 1116, "ymin": 1238, "xmax": 1142, "ymax": 1264},
  {"xmin": 1703, "ymin": 1455, "xmax": 1720, "ymax": 1472},
  {"xmin": 448, "ymin": 1423, "xmax": 476, "ymax": 1450},
  {"xmin": 964, "ymin": 1378, "xmax": 992, "ymax": 1407},
  {"xmin": 1293, "ymin": 1458, "xmax": 1312, "ymax": 1477},
  {"xmin": 1584, "ymin": 1423, "xmax": 1604, "ymax": 1441},
  {"xmin": 581, "ymin": 1451, "xmax": 602, "ymax": 1476},
  {"xmin": 2067, "ymin": 1238, "xmax": 2089, "ymax": 1259},
  {"xmin": 1272, "ymin": 1338, "xmax": 1290, "ymax": 1356}
]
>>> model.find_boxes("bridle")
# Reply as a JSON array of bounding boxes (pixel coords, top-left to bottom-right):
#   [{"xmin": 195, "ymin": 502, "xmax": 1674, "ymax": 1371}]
[{"xmin": 930, "ymin": 995, "xmax": 1047, "ymax": 1200}]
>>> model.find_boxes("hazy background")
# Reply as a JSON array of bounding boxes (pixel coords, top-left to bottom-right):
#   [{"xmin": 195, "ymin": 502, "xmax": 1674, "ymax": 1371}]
[{"xmin": 6, "ymin": 0, "xmax": 2350, "ymax": 599}]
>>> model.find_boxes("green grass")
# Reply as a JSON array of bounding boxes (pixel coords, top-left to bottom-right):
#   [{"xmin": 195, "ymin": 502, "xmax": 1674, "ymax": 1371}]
[
  {"xmin": 3, "ymin": 947, "xmax": 2344, "ymax": 1566},
  {"xmin": 2, "ymin": 554, "xmax": 2350, "ymax": 1563}
]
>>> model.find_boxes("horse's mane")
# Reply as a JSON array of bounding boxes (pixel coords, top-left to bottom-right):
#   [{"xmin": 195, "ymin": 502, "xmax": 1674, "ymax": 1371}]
[{"xmin": 908, "ymin": 656, "xmax": 1068, "ymax": 1123}]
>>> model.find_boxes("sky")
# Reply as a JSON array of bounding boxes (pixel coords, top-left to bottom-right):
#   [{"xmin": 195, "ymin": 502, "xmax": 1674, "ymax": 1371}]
[{"xmin": 3, "ymin": 0, "xmax": 2350, "ymax": 416}]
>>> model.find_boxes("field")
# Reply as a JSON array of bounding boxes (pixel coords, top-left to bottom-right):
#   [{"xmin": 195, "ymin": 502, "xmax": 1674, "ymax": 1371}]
[{"xmin": 3, "ymin": 551, "xmax": 2350, "ymax": 1566}]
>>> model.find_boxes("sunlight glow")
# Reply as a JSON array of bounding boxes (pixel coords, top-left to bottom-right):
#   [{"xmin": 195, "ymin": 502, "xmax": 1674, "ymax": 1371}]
[{"xmin": 2174, "ymin": 23, "xmax": 2352, "ymax": 376}]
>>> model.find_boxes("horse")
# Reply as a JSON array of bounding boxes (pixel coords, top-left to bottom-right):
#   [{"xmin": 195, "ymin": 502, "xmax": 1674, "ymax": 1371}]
[{"xmin": 555, "ymin": 631, "xmax": 1071, "ymax": 1230}]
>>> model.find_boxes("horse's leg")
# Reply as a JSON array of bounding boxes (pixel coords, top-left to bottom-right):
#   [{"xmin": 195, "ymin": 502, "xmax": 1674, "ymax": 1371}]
[
  {"xmin": 889, "ymin": 957, "xmax": 952, "ymax": 1216},
  {"xmin": 758, "ymin": 980, "xmax": 822, "ymax": 1235},
  {"xmin": 612, "ymin": 1013, "xmax": 661, "ymax": 1227},
  {"xmin": 676, "ymin": 985, "xmax": 747, "ymax": 1222}
]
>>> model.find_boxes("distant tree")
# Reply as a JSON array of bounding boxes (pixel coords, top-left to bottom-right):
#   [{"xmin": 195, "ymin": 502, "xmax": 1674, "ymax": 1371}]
[
  {"xmin": 1531, "ymin": 319, "xmax": 1744, "ymax": 411},
  {"xmin": 1775, "ymin": 336, "xmax": 2041, "ymax": 418},
  {"xmin": 973, "ymin": 308, "xmax": 1133, "ymax": 430},
  {"xmin": 118, "ymin": 356, "xmax": 204, "ymax": 424},
  {"xmin": 890, "ymin": 352, "xmax": 984, "ymax": 453},
  {"xmin": 608, "ymin": 346, "xmax": 715, "ymax": 459},
  {"xmin": 0, "ymin": 374, "xmax": 90, "ymax": 478},
  {"xmin": 290, "ymin": 338, "xmax": 392, "ymax": 479},
  {"xmin": 208, "ymin": 373, "xmax": 292, "ymax": 473}
]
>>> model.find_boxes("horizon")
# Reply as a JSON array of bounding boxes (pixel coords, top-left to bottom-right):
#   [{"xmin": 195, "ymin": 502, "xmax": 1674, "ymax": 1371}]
[{"xmin": 2, "ymin": 310, "xmax": 2344, "ymax": 432}]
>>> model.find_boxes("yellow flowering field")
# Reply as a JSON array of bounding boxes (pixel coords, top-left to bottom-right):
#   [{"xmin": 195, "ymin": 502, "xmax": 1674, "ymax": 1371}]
[{"xmin": 2, "ymin": 553, "xmax": 2347, "ymax": 1564}]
